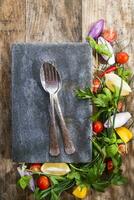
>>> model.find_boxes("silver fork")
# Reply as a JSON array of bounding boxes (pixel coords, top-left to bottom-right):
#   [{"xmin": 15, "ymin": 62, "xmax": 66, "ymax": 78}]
[{"xmin": 40, "ymin": 62, "xmax": 60, "ymax": 156}]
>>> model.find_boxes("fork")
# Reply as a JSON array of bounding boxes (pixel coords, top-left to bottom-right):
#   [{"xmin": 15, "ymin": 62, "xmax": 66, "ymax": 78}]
[{"xmin": 40, "ymin": 62, "xmax": 60, "ymax": 156}]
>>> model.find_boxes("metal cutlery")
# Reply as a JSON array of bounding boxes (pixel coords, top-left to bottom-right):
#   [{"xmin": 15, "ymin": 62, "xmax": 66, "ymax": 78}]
[{"xmin": 40, "ymin": 62, "xmax": 75, "ymax": 155}]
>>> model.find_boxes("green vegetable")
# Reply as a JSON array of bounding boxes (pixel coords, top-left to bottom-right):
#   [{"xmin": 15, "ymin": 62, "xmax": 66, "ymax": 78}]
[
  {"xmin": 86, "ymin": 36, "xmax": 112, "ymax": 57},
  {"xmin": 17, "ymin": 176, "xmax": 32, "ymax": 190},
  {"xmin": 106, "ymin": 144, "xmax": 118, "ymax": 157}
]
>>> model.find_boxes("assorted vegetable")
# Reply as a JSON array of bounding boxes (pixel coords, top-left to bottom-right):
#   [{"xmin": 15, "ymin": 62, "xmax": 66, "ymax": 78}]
[
  {"xmin": 37, "ymin": 176, "xmax": 50, "ymax": 190},
  {"xmin": 98, "ymin": 36, "xmax": 115, "ymax": 65},
  {"xmin": 88, "ymin": 19, "xmax": 104, "ymax": 39},
  {"xmin": 104, "ymin": 112, "xmax": 131, "ymax": 128},
  {"xmin": 116, "ymin": 52, "xmax": 129, "ymax": 64},
  {"xmin": 115, "ymin": 127, "xmax": 133, "ymax": 143},
  {"xmin": 72, "ymin": 185, "xmax": 89, "ymax": 199},
  {"xmin": 93, "ymin": 121, "xmax": 104, "ymax": 134},
  {"xmin": 102, "ymin": 28, "xmax": 117, "ymax": 43},
  {"xmin": 41, "ymin": 163, "xmax": 71, "ymax": 176},
  {"xmin": 105, "ymin": 73, "xmax": 132, "ymax": 96},
  {"xmin": 17, "ymin": 19, "xmax": 133, "ymax": 200}
]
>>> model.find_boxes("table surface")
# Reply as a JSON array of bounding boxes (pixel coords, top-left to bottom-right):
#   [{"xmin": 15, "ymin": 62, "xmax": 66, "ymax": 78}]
[{"xmin": 0, "ymin": 0, "xmax": 134, "ymax": 200}]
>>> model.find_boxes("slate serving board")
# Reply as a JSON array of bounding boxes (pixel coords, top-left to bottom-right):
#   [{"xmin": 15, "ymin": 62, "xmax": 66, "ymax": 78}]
[{"xmin": 11, "ymin": 43, "xmax": 92, "ymax": 163}]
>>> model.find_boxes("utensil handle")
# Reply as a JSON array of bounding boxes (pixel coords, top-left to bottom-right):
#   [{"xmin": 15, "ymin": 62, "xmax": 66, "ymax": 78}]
[
  {"xmin": 54, "ymin": 95, "xmax": 75, "ymax": 155},
  {"xmin": 49, "ymin": 94, "xmax": 60, "ymax": 156}
]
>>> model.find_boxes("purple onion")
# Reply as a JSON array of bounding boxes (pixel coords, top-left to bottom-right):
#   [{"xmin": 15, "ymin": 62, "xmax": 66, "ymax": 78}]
[{"xmin": 88, "ymin": 19, "xmax": 104, "ymax": 39}]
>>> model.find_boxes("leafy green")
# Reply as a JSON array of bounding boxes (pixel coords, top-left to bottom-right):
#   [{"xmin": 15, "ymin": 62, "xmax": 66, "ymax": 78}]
[
  {"xmin": 106, "ymin": 144, "xmax": 118, "ymax": 157},
  {"xmin": 92, "ymin": 180, "xmax": 110, "ymax": 192},
  {"xmin": 86, "ymin": 36, "xmax": 112, "ymax": 57},
  {"xmin": 75, "ymin": 87, "xmax": 93, "ymax": 99},
  {"xmin": 17, "ymin": 175, "xmax": 32, "ymax": 190},
  {"xmin": 117, "ymin": 67, "xmax": 132, "ymax": 82},
  {"xmin": 111, "ymin": 172, "xmax": 128, "ymax": 185},
  {"xmin": 34, "ymin": 178, "xmax": 75, "ymax": 200}
]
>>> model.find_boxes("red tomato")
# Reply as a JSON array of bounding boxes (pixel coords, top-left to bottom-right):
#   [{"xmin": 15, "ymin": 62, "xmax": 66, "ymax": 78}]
[
  {"xmin": 107, "ymin": 160, "xmax": 114, "ymax": 171},
  {"xmin": 93, "ymin": 121, "xmax": 104, "ymax": 134},
  {"xmin": 37, "ymin": 176, "xmax": 50, "ymax": 190},
  {"xmin": 102, "ymin": 29, "xmax": 117, "ymax": 43},
  {"xmin": 93, "ymin": 78, "xmax": 101, "ymax": 93},
  {"xmin": 30, "ymin": 163, "xmax": 41, "ymax": 172},
  {"xmin": 116, "ymin": 52, "xmax": 129, "ymax": 64}
]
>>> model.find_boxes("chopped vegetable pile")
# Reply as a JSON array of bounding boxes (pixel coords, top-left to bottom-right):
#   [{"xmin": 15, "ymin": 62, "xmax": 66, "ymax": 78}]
[{"xmin": 17, "ymin": 19, "xmax": 133, "ymax": 200}]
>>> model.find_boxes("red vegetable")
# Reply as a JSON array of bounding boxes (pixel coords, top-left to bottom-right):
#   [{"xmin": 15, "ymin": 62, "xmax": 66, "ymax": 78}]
[
  {"xmin": 99, "ymin": 65, "xmax": 117, "ymax": 78},
  {"xmin": 107, "ymin": 160, "xmax": 114, "ymax": 171},
  {"xmin": 116, "ymin": 52, "xmax": 129, "ymax": 64},
  {"xmin": 88, "ymin": 19, "xmax": 104, "ymax": 39},
  {"xmin": 118, "ymin": 144, "xmax": 127, "ymax": 155},
  {"xmin": 117, "ymin": 101, "xmax": 124, "ymax": 112},
  {"xmin": 93, "ymin": 121, "xmax": 104, "ymax": 134},
  {"xmin": 102, "ymin": 29, "xmax": 117, "ymax": 43},
  {"xmin": 37, "ymin": 176, "xmax": 50, "ymax": 190},
  {"xmin": 93, "ymin": 78, "xmax": 101, "ymax": 93},
  {"xmin": 30, "ymin": 163, "xmax": 41, "ymax": 172}
]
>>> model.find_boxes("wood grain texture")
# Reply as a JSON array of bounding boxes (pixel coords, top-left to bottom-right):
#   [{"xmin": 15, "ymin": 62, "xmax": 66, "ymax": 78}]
[
  {"xmin": 0, "ymin": 0, "xmax": 82, "ymax": 199},
  {"xmin": 0, "ymin": 0, "xmax": 134, "ymax": 199},
  {"xmin": 0, "ymin": 0, "xmax": 28, "ymax": 199},
  {"xmin": 82, "ymin": 0, "xmax": 134, "ymax": 200}
]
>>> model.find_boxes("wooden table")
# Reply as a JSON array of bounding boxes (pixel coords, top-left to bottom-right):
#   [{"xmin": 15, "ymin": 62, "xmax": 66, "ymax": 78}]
[{"xmin": 0, "ymin": 0, "xmax": 134, "ymax": 199}]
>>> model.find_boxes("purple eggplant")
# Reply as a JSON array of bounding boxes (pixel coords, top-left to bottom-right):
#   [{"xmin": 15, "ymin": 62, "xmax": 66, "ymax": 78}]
[{"xmin": 88, "ymin": 19, "xmax": 104, "ymax": 39}]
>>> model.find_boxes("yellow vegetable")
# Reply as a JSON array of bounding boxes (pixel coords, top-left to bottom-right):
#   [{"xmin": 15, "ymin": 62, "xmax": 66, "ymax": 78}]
[
  {"xmin": 105, "ymin": 73, "xmax": 132, "ymax": 96},
  {"xmin": 41, "ymin": 163, "xmax": 70, "ymax": 176},
  {"xmin": 115, "ymin": 127, "xmax": 133, "ymax": 143},
  {"xmin": 73, "ymin": 185, "xmax": 88, "ymax": 199}
]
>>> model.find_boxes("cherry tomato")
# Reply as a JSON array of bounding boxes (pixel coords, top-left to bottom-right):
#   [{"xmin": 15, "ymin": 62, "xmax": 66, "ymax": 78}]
[
  {"xmin": 116, "ymin": 52, "xmax": 129, "ymax": 64},
  {"xmin": 93, "ymin": 78, "xmax": 101, "ymax": 93},
  {"xmin": 93, "ymin": 121, "xmax": 104, "ymax": 134},
  {"xmin": 30, "ymin": 163, "xmax": 41, "ymax": 172},
  {"xmin": 37, "ymin": 176, "xmax": 50, "ymax": 190},
  {"xmin": 102, "ymin": 29, "xmax": 117, "ymax": 43},
  {"xmin": 118, "ymin": 144, "xmax": 127, "ymax": 155},
  {"xmin": 107, "ymin": 160, "xmax": 114, "ymax": 171}
]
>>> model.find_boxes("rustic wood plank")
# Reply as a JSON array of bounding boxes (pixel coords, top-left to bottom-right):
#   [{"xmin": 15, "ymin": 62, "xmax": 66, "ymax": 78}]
[
  {"xmin": 26, "ymin": 0, "xmax": 82, "ymax": 42},
  {"xmin": 0, "ymin": 0, "xmax": 29, "ymax": 199},
  {"xmin": 82, "ymin": 0, "xmax": 134, "ymax": 200}
]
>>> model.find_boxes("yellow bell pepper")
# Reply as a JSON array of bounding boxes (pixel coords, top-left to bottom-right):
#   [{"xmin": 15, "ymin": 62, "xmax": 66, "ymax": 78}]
[
  {"xmin": 115, "ymin": 127, "xmax": 133, "ymax": 143},
  {"xmin": 72, "ymin": 185, "xmax": 88, "ymax": 199}
]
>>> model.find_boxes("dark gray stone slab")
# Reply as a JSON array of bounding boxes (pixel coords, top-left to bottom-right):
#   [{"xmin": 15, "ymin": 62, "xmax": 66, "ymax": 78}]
[{"xmin": 11, "ymin": 42, "xmax": 92, "ymax": 163}]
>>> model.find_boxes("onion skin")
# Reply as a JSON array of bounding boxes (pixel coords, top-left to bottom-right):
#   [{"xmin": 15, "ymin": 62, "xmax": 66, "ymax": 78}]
[
  {"xmin": 104, "ymin": 112, "xmax": 131, "ymax": 128},
  {"xmin": 88, "ymin": 19, "xmax": 104, "ymax": 39},
  {"xmin": 98, "ymin": 36, "xmax": 115, "ymax": 65}
]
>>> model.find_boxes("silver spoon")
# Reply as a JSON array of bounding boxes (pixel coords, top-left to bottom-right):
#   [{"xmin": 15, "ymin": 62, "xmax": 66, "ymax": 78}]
[
  {"xmin": 40, "ymin": 62, "xmax": 75, "ymax": 155},
  {"xmin": 40, "ymin": 62, "xmax": 60, "ymax": 156}
]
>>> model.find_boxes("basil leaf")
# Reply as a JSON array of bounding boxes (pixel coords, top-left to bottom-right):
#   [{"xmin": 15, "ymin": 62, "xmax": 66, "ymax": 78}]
[
  {"xmin": 17, "ymin": 175, "xmax": 32, "ymax": 190},
  {"xmin": 106, "ymin": 144, "xmax": 118, "ymax": 157}
]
